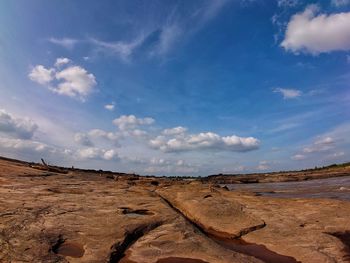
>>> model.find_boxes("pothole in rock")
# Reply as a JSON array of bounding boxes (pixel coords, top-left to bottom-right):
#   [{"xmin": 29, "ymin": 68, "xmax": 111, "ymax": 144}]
[
  {"xmin": 155, "ymin": 257, "xmax": 210, "ymax": 263},
  {"xmin": 211, "ymin": 235, "xmax": 300, "ymax": 263},
  {"xmin": 328, "ymin": 231, "xmax": 350, "ymax": 261},
  {"xmin": 52, "ymin": 238, "xmax": 85, "ymax": 258},
  {"xmin": 119, "ymin": 207, "xmax": 154, "ymax": 216}
]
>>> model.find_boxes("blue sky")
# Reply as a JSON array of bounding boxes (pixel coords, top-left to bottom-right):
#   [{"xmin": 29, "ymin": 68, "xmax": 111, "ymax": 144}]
[{"xmin": 0, "ymin": 0, "xmax": 349, "ymax": 175}]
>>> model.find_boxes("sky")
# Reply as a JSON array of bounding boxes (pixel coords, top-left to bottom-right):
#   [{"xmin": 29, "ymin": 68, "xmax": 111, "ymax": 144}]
[{"xmin": 0, "ymin": 0, "xmax": 349, "ymax": 176}]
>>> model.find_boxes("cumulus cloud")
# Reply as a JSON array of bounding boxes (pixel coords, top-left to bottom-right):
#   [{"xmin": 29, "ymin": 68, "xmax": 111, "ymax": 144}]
[
  {"xmin": 28, "ymin": 65, "xmax": 55, "ymax": 85},
  {"xmin": 281, "ymin": 5, "xmax": 350, "ymax": 54},
  {"xmin": 273, "ymin": 88, "xmax": 302, "ymax": 99},
  {"xmin": 0, "ymin": 137, "xmax": 74, "ymax": 163},
  {"xmin": 29, "ymin": 58, "xmax": 96, "ymax": 100},
  {"xmin": 113, "ymin": 115, "xmax": 154, "ymax": 131},
  {"xmin": 0, "ymin": 137, "xmax": 51, "ymax": 153},
  {"xmin": 88, "ymin": 129, "xmax": 120, "ymax": 142},
  {"xmin": 150, "ymin": 132, "xmax": 259, "ymax": 152},
  {"xmin": 55, "ymin": 66, "xmax": 96, "ymax": 99},
  {"xmin": 104, "ymin": 103, "xmax": 115, "ymax": 111},
  {"xmin": 162, "ymin": 126, "xmax": 188, "ymax": 136},
  {"xmin": 73, "ymin": 129, "xmax": 121, "ymax": 149},
  {"xmin": 0, "ymin": 110, "xmax": 38, "ymax": 139},
  {"xmin": 74, "ymin": 132, "xmax": 94, "ymax": 147},
  {"xmin": 54, "ymin": 57, "xmax": 71, "ymax": 67},
  {"xmin": 331, "ymin": 0, "xmax": 349, "ymax": 7},
  {"xmin": 77, "ymin": 147, "xmax": 119, "ymax": 161},
  {"xmin": 144, "ymin": 157, "xmax": 199, "ymax": 174}
]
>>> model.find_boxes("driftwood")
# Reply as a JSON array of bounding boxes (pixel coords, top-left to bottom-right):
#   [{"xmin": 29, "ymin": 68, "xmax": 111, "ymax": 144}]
[
  {"xmin": 41, "ymin": 158, "xmax": 48, "ymax": 167},
  {"xmin": 29, "ymin": 158, "xmax": 68, "ymax": 174}
]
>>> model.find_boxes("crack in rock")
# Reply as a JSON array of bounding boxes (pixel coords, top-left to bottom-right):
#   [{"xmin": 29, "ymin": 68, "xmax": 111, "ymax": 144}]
[{"xmin": 109, "ymin": 221, "xmax": 163, "ymax": 263}]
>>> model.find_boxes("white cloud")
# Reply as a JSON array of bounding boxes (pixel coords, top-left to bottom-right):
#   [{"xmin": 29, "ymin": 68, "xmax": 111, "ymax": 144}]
[
  {"xmin": 314, "ymin": 136, "xmax": 334, "ymax": 145},
  {"xmin": 291, "ymin": 154, "xmax": 306, "ymax": 160},
  {"xmin": 162, "ymin": 126, "xmax": 188, "ymax": 135},
  {"xmin": 128, "ymin": 129, "xmax": 148, "ymax": 138},
  {"xmin": 73, "ymin": 129, "xmax": 121, "ymax": 148},
  {"xmin": 77, "ymin": 147, "xmax": 119, "ymax": 161},
  {"xmin": 55, "ymin": 66, "xmax": 96, "ymax": 99},
  {"xmin": 303, "ymin": 136, "xmax": 335, "ymax": 153},
  {"xmin": 281, "ymin": 5, "xmax": 350, "ymax": 54},
  {"xmin": 28, "ymin": 65, "xmax": 55, "ymax": 85},
  {"xmin": 48, "ymin": 37, "xmax": 79, "ymax": 49},
  {"xmin": 88, "ymin": 129, "xmax": 120, "ymax": 142},
  {"xmin": 103, "ymin": 149, "xmax": 119, "ymax": 161},
  {"xmin": 29, "ymin": 59, "xmax": 97, "ymax": 101},
  {"xmin": 0, "ymin": 137, "xmax": 74, "ymax": 163},
  {"xmin": 104, "ymin": 103, "xmax": 115, "ymax": 111},
  {"xmin": 256, "ymin": 160, "xmax": 270, "ymax": 170},
  {"xmin": 150, "ymin": 157, "xmax": 169, "ymax": 166},
  {"xmin": 0, "ymin": 137, "xmax": 52, "ymax": 153},
  {"xmin": 74, "ymin": 132, "xmax": 93, "ymax": 147},
  {"xmin": 291, "ymin": 123, "xmax": 350, "ymax": 163},
  {"xmin": 113, "ymin": 115, "xmax": 154, "ymax": 131},
  {"xmin": 327, "ymin": 151, "xmax": 345, "ymax": 159},
  {"xmin": 144, "ymin": 157, "xmax": 199, "ymax": 174},
  {"xmin": 0, "ymin": 110, "xmax": 38, "ymax": 139},
  {"xmin": 54, "ymin": 57, "xmax": 71, "ymax": 67},
  {"xmin": 273, "ymin": 88, "xmax": 302, "ymax": 99},
  {"xmin": 150, "ymin": 132, "xmax": 259, "ymax": 152},
  {"xmin": 331, "ymin": 0, "xmax": 349, "ymax": 7}
]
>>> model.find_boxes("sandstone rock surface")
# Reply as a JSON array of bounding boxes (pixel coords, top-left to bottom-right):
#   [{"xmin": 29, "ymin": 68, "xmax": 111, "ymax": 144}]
[{"xmin": 0, "ymin": 157, "xmax": 349, "ymax": 263}]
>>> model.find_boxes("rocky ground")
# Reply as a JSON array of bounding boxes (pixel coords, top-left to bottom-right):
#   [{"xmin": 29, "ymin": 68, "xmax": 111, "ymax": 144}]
[
  {"xmin": 204, "ymin": 164, "xmax": 350, "ymax": 184},
  {"xmin": 0, "ymin": 157, "xmax": 349, "ymax": 263}
]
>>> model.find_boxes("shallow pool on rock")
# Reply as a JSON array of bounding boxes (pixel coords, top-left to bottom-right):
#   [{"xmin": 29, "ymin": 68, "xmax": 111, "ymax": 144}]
[{"xmin": 225, "ymin": 176, "xmax": 350, "ymax": 201}]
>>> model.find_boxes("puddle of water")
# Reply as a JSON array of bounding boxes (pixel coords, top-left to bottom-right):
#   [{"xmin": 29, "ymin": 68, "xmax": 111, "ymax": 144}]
[
  {"xmin": 120, "ymin": 207, "xmax": 154, "ymax": 218},
  {"xmin": 225, "ymin": 176, "xmax": 350, "ymax": 201},
  {"xmin": 156, "ymin": 257, "xmax": 210, "ymax": 263},
  {"xmin": 54, "ymin": 241, "xmax": 85, "ymax": 258},
  {"xmin": 211, "ymin": 236, "xmax": 300, "ymax": 263}
]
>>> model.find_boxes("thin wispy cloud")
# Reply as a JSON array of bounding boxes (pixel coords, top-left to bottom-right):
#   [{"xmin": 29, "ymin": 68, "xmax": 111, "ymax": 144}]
[
  {"xmin": 331, "ymin": 0, "xmax": 350, "ymax": 7},
  {"xmin": 89, "ymin": 37, "xmax": 145, "ymax": 61},
  {"xmin": 277, "ymin": 0, "xmax": 299, "ymax": 8},
  {"xmin": 48, "ymin": 37, "xmax": 80, "ymax": 49},
  {"xmin": 47, "ymin": 0, "xmax": 229, "ymax": 62}
]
